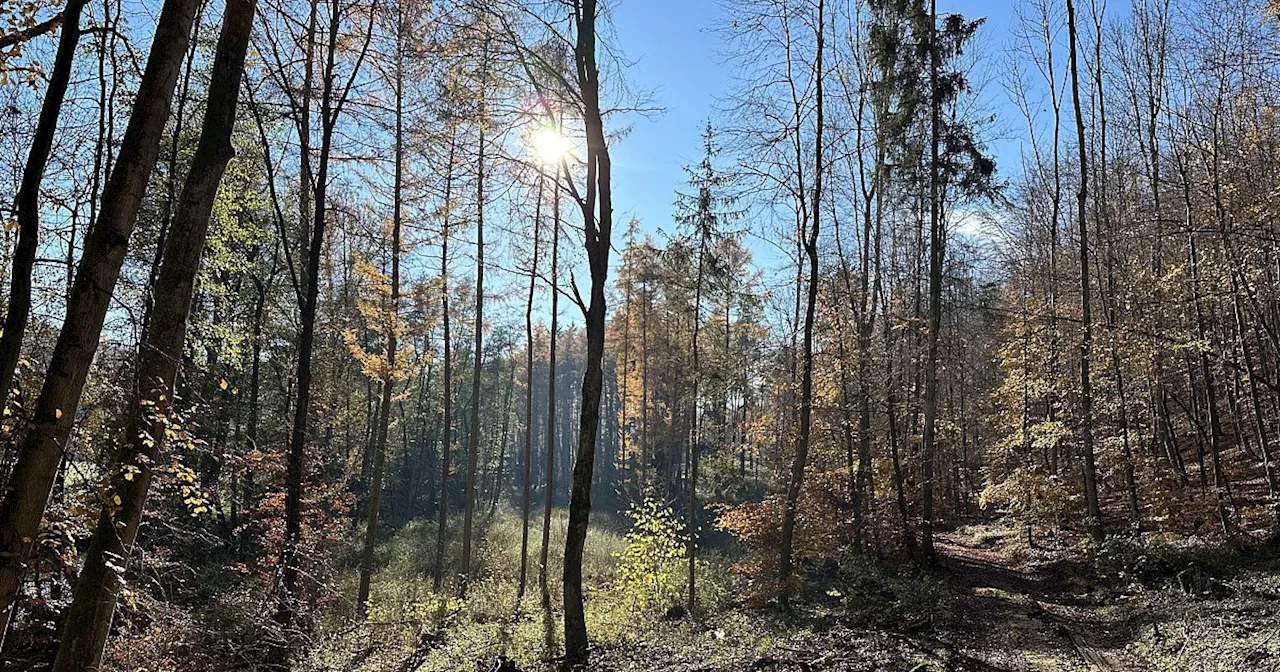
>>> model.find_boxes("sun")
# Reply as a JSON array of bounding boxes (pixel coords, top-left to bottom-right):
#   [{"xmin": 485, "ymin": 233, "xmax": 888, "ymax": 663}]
[{"xmin": 529, "ymin": 126, "xmax": 574, "ymax": 165}]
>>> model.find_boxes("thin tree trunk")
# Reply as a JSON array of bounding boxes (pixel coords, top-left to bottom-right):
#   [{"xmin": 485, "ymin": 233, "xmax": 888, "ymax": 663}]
[
  {"xmin": 276, "ymin": 1, "xmax": 372, "ymax": 647},
  {"xmin": 517, "ymin": 172, "xmax": 543, "ymax": 606},
  {"xmin": 433, "ymin": 128, "xmax": 458, "ymax": 593},
  {"xmin": 687, "ymin": 203, "xmax": 707, "ymax": 615},
  {"xmin": 563, "ymin": 0, "xmax": 615, "ymax": 658},
  {"xmin": 357, "ymin": 14, "xmax": 405, "ymax": 616},
  {"xmin": 540, "ymin": 177, "xmax": 560, "ymax": 613},
  {"xmin": 242, "ymin": 251, "xmax": 274, "ymax": 559},
  {"xmin": 779, "ymin": 0, "xmax": 824, "ymax": 607},
  {"xmin": 461, "ymin": 37, "xmax": 488, "ymax": 593},
  {"xmin": 491, "ymin": 362, "xmax": 513, "ymax": 515},
  {"xmin": 920, "ymin": 0, "xmax": 945, "ymax": 561},
  {"xmin": 1066, "ymin": 0, "xmax": 1103, "ymax": 539},
  {"xmin": 1180, "ymin": 171, "xmax": 1232, "ymax": 534},
  {"xmin": 0, "ymin": 0, "xmax": 86, "ymax": 397}
]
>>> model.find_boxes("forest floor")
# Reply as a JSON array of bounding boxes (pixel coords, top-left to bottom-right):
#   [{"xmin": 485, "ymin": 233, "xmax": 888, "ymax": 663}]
[
  {"xmin": 300, "ymin": 512, "xmax": 1280, "ymax": 672},
  {"xmin": 563, "ymin": 520, "xmax": 1280, "ymax": 672},
  {"xmin": 570, "ymin": 523, "xmax": 1144, "ymax": 672},
  {"xmin": 930, "ymin": 524, "xmax": 1145, "ymax": 671}
]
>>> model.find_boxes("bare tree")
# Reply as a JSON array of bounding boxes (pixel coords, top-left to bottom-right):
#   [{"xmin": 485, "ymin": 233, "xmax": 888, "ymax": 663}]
[
  {"xmin": 1066, "ymin": 0, "xmax": 1103, "ymax": 539},
  {"xmin": 276, "ymin": 0, "xmax": 375, "ymax": 649},
  {"xmin": 0, "ymin": 0, "xmax": 87, "ymax": 398},
  {"xmin": 357, "ymin": 0, "xmax": 412, "ymax": 618},
  {"xmin": 779, "ymin": 0, "xmax": 826, "ymax": 606},
  {"xmin": 562, "ymin": 0, "xmax": 616, "ymax": 660}
]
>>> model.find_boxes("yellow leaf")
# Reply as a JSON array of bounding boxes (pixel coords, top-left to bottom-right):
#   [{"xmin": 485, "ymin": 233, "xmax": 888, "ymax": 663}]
[
  {"xmin": 220, "ymin": 379, "xmax": 228, "ymax": 390},
  {"xmin": 55, "ymin": 409, "xmax": 62, "ymax": 419},
  {"xmin": 112, "ymin": 495, "xmax": 121, "ymax": 506}
]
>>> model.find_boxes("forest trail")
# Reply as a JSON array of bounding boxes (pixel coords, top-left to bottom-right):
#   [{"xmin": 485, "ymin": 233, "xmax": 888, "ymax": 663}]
[{"xmin": 934, "ymin": 526, "xmax": 1145, "ymax": 672}]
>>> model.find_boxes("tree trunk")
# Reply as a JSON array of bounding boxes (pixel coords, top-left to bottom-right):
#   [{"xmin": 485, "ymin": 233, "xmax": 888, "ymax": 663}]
[
  {"xmin": 687, "ymin": 208, "xmax": 708, "ymax": 614},
  {"xmin": 0, "ymin": 0, "xmax": 86, "ymax": 398},
  {"xmin": 433, "ymin": 128, "xmax": 458, "ymax": 593},
  {"xmin": 357, "ymin": 13, "xmax": 405, "ymax": 616},
  {"xmin": 540, "ymin": 177, "xmax": 560, "ymax": 613},
  {"xmin": 276, "ymin": 0, "xmax": 372, "ymax": 646},
  {"xmin": 1066, "ymin": 0, "xmax": 1103, "ymax": 540},
  {"xmin": 0, "ymin": 0, "xmax": 200, "ymax": 639},
  {"xmin": 517, "ymin": 172, "xmax": 543, "ymax": 607},
  {"xmin": 461, "ymin": 42, "xmax": 488, "ymax": 593},
  {"xmin": 49, "ymin": 0, "xmax": 253, "ymax": 666},
  {"xmin": 242, "ymin": 252, "xmax": 274, "ymax": 559},
  {"xmin": 778, "ymin": 0, "xmax": 824, "ymax": 608},
  {"xmin": 919, "ymin": 0, "xmax": 945, "ymax": 561},
  {"xmin": 563, "ymin": 0, "xmax": 615, "ymax": 660}
]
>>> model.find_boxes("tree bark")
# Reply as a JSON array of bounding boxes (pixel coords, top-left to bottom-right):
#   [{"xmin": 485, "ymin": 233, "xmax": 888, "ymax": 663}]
[
  {"xmin": 0, "ymin": 0, "xmax": 200, "ymax": 640},
  {"xmin": 0, "ymin": 0, "xmax": 86, "ymax": 398},
  {"xmin": 50, "ymin": 1, "xmax": 255, "ymax": 666}
]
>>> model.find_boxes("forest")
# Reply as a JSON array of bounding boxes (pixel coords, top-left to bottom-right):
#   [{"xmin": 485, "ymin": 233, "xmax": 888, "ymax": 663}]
[{"xmin": 0, "ymin": 0, "xmax": 1279, "ymax": 669}]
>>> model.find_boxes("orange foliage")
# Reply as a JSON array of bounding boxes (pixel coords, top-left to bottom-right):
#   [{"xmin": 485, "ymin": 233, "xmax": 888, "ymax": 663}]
[{"xmin": 714, "ymin": 468, "xmax": 853, "ymax": 599}]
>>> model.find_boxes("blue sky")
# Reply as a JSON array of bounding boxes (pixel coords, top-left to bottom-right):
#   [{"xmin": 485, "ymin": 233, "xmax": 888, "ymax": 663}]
[{"xmin": 608, "ymin": 0, "xmax": 1026, "ymax": 251}]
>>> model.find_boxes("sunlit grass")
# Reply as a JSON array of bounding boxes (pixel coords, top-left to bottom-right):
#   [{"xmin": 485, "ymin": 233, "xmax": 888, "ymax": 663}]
[{"xmin": 307, "ymin": 506, "xmax": 677, "ymax": 671}]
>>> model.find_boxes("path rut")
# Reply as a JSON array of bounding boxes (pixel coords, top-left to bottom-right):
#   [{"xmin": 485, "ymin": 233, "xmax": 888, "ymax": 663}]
[{"xmin": 934, "ymin": 527, "xmax": 1145, "ymax": 672}]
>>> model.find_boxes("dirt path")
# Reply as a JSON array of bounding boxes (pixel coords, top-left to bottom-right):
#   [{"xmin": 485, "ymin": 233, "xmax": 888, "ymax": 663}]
[{"xmin": 933, "ymin": 526, "xmax": 1146, "ymax": 672}]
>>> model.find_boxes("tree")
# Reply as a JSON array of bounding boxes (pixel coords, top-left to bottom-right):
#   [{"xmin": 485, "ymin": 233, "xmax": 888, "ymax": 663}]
[
  {"xmin": 356, "ymin": 0, "xmax": 415, "ymax": 617},
  {"xmin": 1066, "ymin": 0, "xmax": 1103, "ymax": 539},
  {"xmin": 50, "ymin": 0, "xmax": 257, "ymax": 665},
  {"xmin": 540, "ymin": 141, "xmax": 560, "ymax": 616},
  {"xmin": 433, "ymin": 109, "xmax": 460, "ymax": 594},
  {"xmin": 672, "ymin": 122, "xmax": 736, "ymax": 614},
  {"xmin": 460, "ymin": 27, "xmax": 491, "ymax": 595},
  {"xmin": 517, "ymin": 167, "xmax": 544, "ymax": 607},
  {"xmin": 562, "ymin": 0, "xmax": 616, "ymax": 660},
  {"xmin": 0, "ymin": 0, "xmax": 87, "ymax": 399},
  {"xmin": 0, "ymin": 0, "xmax": 202, "ymax": 639},
  {"xmin": 276, "ymin": 0, "xmax": 374, "ymax": 649},
  {"xmin": 920, "ymin": 0, "xmax": 943, "ymax": 560},
  {"xmin": 778, "ymin": 0, "xmax": 826, "ymax": 609}
]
